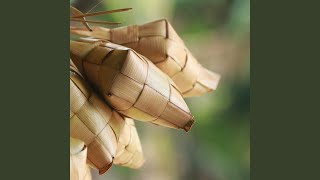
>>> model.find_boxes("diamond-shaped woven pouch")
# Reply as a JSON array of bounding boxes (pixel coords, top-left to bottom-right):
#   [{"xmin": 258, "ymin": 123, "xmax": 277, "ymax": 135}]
[
  {"xmin": 70, "ymin": 60, "xmax": 144, "ymax": 173},
  {"xmin": 70, "ymin": 40, "xmax": 194, "ymax": 132},
  {"xmin": 70, "ymin": 19, "xmax": 220, "ymax": 97}
]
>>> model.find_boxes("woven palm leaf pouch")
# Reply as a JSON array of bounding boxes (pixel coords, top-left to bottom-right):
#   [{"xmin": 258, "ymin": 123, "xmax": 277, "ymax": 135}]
[
  {"xmin": 70, "ymin": 19, "xmax": 220, "ymax": 97},
  {"xmin": 71, "ymin": 62, "xmax": 120, "ymax": 174},
  {"xmin": 70, "ymin": 60, "xmax": 145, "ymax": 173},
  {"xmin": 70, "ymin": 40, "xmax": 194, "ymax": 132}
]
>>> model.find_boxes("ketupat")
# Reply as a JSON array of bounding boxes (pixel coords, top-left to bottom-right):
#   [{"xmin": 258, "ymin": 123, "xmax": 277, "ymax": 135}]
[
  {"xmin": 70, "ymin": 138, "xmax": 92, "ymax": 180},
  {"xmin": 70, "ymin": 62, "xmax": 118, "ymax": 174},
  {"xmin": 70, "ymin": 61, "xmax": 144, "ymax": 173},
  {"xmin": 70, "ymin": 19, "xmax": 220, "ymax": 97},
  {"xmin": 70, "ymin": 40, "xmax": 194, "ymax": 132},
  {"xmin": 69, "ymin": 5, "xmax": 221, "ymax": 176},
  {"xmin": 114, "ymin": 118, "xmax": 145, "ymax": 168}
]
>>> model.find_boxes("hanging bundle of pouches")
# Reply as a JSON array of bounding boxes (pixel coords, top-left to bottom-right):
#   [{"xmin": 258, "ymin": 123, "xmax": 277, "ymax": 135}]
[{"xmin": 69, "ymin": 6, "xmax": 221, "ymax": 176}]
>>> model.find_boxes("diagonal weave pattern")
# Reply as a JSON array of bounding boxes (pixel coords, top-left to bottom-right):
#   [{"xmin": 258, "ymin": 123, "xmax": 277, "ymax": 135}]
[
  {"xmin": 70, "ymin": 40, "xmax": 194, "ymax": 132},
  {"xmin": 70, "ymin": 61, "xmax": 145, "ymax": 173},
  {"xmin": 70, "ymin": 19, "xmax": 220, "ymax": 97},
  {"xmin": 70, "ymin": 63, "xmax": 119, "ymax": 174}
]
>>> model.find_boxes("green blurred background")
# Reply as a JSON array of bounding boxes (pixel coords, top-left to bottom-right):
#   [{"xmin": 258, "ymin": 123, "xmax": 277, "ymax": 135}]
[{"xmin": 71, "ymin": 0, "xmax": 250, "ymax": 179}]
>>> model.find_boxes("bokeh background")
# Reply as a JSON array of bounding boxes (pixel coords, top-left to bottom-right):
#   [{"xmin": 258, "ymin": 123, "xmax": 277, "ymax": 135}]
[{"xmin": 71, "ymin": 0, "xmax": 250, "ymax": 179}]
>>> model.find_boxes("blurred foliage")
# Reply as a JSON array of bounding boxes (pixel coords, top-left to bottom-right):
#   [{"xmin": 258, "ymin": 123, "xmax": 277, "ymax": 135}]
[{"xmin": 71, "ymin": 0, "xmax": 250, "ymax": 179}]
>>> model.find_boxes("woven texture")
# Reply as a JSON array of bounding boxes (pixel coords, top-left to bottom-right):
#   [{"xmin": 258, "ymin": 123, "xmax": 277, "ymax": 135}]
[
  {"xmin": 70, "ymin": 63, "xmax": 120, "ymax": 174},
  {"xmin": 70, "ymin": 40, "xmax": 194, "ymax": 132},
  {"xmin": 70, "ymin": 60, "xmax": 145, "ymax": 173},
  {"xmin": 114, "ymin": 118, "xmax": 145, "ymax": 168},
  {"xmin": 70, "ymin": 19, "xmax": 220, "ymax": 97},
  {"xmin": 70, "ymin": 138, "xmax": 92, "ymax": 180}
]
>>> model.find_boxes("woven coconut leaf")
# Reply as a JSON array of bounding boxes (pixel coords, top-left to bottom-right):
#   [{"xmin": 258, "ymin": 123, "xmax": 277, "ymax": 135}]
[
  {"xmin": 70, "ymin": 137, "xmax": 92, "ymax": 180},
  {"xmin": 70, "ymin": 19, "xmax": 220, "ymax": 97},
  {"xmin": 70, "ymin": 60, "xmax": 144, "ymax": 173},
  {"xmin": 70, "ymin": 40, "xmax": 194, "ymax": 132},
  {"xmin": 114, "ymin": 118, "xmax": 145, "ymax": 168}
]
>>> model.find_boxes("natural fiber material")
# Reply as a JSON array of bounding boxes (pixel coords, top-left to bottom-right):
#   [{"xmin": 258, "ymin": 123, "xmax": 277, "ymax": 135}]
[
  {"xmin": 70, "ymin": 40, "xmax": 194, "ymax": 132},
  {"xmin": 70, "ymin": 62, "xmax": 121, "ymax": 174},
  {"xmin": 70, "ymin": 138, "xmax": 92, "ymax": 180},
  {"xmin": 70, "ymin": 19, "xmax": 220, "ymax": 97},
  {"xmin": 114, "ymin": 118, "xmax": 145, "ymax": 168},
  {"xmin": 70, "ymin": 6, "xmax": 92, "ymax": 31},
  {"xmin": 70, "ymin": 60, "xmax": 145, "ymax": 172}
]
